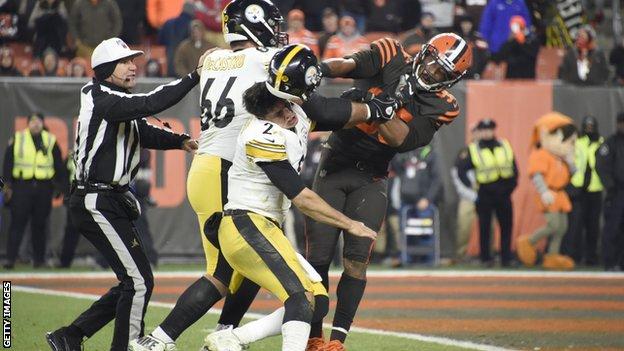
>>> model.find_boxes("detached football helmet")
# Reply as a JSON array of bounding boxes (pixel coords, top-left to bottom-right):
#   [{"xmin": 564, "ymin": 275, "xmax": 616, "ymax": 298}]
[
  {"xmin": 412, "ymin": 33, "xmax": 472, "ymax": 92},
  {"xmin": 266, "ymin": 44, "xmax": 322, "ymax": 101},
  {"xmin": 222, "ymin": 0, "xmax": 288, "ymax": 48}
]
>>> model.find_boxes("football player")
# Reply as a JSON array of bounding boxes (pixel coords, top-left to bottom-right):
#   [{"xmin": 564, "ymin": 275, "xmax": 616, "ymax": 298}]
[
  {"xmin": 202, "ymin": 44, "xmax": 380, "ymax": 351},
  {"xmin": 304, "ymin": 33, "xmax": 473, "ymax": 351},
  {"xmin": 130, "ymin": 0, "xmax": 287, "ymax": 349}
]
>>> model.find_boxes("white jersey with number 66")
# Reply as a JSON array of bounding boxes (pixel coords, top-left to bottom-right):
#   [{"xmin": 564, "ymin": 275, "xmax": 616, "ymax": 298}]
[{"xmin": 197, "ymin": 47, "xmax": 278, "ymax": 161}]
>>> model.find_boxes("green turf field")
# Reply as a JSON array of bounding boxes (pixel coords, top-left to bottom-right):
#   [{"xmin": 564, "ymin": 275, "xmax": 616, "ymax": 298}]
[{"xmin": 13, "ymin": 291, "xmax": 471, "ymax": 351}]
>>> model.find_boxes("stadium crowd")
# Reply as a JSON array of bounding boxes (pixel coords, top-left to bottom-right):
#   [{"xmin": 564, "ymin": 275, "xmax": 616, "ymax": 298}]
[
  {"xmin": 0, "ymin": 0, "xmax": 622, "ymax": 84},
  {"xmin": 1, "ymin": 0, "xmax": 623, "ymax": 273}
]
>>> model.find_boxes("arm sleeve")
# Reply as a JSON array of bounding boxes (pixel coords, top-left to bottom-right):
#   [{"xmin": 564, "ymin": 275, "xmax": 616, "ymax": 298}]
[
  {"xmin": 595, "ymin": 140, "xmax": 615, "ymax": 190},
  {"xmin": 528, "ymin": 149, "xmax": 548, "ymax": 177},
  {"xmin": 52, "ymin": 143, "xmax": 66, "ymax": 186},
  {"xmin": 394, "ymin": 117, "xmax": 437, "ymax": 153},
  {"xmin": 425, "ymin": 153, "xmax": 442, "ymax": 202},
  {"xmin": 456, "ymin": 149, "xmax": 475, "ymax": 188},
  {"xmin": 451, "ymin": 166, "xmax": 477, "ymax": 202},
  {"xmin": 343, "ymin": 38, "xmax": 402, "ymax": 79},
  {"xmin": 257, "ymin": 160, "xmax": 306, "ymax": 200},
  {"xmin": 138, "ymin": 118, "xmax": 190, "ymax": 150},
  {"xmin": 95, "ymin": 71, "xmax": 200, "ymax": 122},
  {"xmin": 302, "ymin": 93, "xmax": 351, "ymax": 131}
]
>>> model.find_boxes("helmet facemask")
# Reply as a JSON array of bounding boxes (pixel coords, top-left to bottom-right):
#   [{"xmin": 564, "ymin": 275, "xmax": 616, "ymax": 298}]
[{"xmin": 413, "ymin": 43, "xmax": 465, "ymax": 92}]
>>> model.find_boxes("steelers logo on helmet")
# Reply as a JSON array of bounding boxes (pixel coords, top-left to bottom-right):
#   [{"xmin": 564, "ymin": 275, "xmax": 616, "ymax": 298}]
[
  {"xmin": 304, "ymin": 65, "xmax": 320, "ymax": 87},
  {"xmin": 244, "ymin": 4, "xmax": 265, "ymax": 23}
]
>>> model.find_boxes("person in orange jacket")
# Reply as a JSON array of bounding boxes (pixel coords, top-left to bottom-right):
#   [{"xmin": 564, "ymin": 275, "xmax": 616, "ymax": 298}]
[
  {"xmin": 322, "ymin": 16, "xmax": 369, "ymax": 60},
  {"xmin": 517, "ymin": 112, "xmax": 578, "ymax": 270},
  {"xmin": 286, "ymin": 9, "xmax": 319, "ymax": 57}
]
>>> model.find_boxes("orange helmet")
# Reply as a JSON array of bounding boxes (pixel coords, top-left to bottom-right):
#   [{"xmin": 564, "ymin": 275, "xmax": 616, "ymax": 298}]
[{"xmin": 413, "ymin": 33, "xmax": 472, "ymax": 92}]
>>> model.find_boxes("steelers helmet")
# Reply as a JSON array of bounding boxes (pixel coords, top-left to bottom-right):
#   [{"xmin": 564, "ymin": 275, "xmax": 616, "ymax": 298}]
[
  {"xmin": 222, "ymin": 0, "xmax": 287, "ymax": 48},
  {"xmin": 412, "ymin": 33, "xmax": 472, "ymax": 92},
  {"xmin": 266, "ymin": 44, "xmax": 321, "ymax": 101}
]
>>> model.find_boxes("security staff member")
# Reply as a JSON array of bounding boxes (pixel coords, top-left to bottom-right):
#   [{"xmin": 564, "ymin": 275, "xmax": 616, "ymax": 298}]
[
  {"xmin": 562, "ymin": 116, "xmax": 603, "ymax": 265},
  {"xmin": 596, "ymin": 112, "xmax": 624, "ymax": 271},
  {"xmin": 458, "ymin": 119, "xmax": 518, "ymax": 266},
  {"xmin": 46, "ymin": 37, "xmax": 202, "ymax": 351},
  {"xmin": 2, "ymin": 112, "xmax": 65, "ymax": 269}
]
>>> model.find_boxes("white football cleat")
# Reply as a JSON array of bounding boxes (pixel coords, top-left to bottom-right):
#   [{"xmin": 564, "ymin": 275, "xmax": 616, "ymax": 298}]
[
  {"xmin": 201, "ymin": 326, "xmax": 247, "ymax": 351},
  {"xmin": 129, "ymin": 334, "xmax": 177, "ymax": 351}
]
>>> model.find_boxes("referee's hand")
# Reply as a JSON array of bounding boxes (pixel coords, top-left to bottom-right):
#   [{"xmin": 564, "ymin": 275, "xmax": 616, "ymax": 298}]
[{"xmin": 182, "ymin": 139, "xmax": 199, "ymax": 153}]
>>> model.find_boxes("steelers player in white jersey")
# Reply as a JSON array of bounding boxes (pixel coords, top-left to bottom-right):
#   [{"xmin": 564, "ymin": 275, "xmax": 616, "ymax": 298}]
[
  {"xmin": 130, "ymin": 0, "xmax": 287, "ymax": 350},
  {"xmin": 199, "ymin": 44, "xmax": 398, "ymax": 351}
]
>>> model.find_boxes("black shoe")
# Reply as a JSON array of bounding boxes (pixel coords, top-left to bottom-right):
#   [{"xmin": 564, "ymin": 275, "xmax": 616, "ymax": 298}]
[{"xmin": 45, "ymin": 327, "xmax": 83, "ymax": 351}]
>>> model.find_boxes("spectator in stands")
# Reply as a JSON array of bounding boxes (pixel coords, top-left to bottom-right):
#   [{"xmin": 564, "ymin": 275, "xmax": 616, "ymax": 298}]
[
  {"xmin": 0, "ymin": 0, "xmax": 19, "ymax": 44},
  {"xmin": 195, "ymin": 0, "xmax": 228, "ymax": 33},
  {"xmin": 30, "ymin": 47, "xmax": 60, "ymax": 76},
  {"xmin": 318, "ymin": 7, "xmax": 338, "ymax": 58},
  {"xmin": 609, "ymin": 40, "xmax": 624, "ymax": 85},
  {"xmin": 398, "ymin": 0, "xmax": 421, "ymax": 32},
  {"xmin": 295, "ymin": 2, "xmax": 337, "ymax": 32},
  {"xmin": 558, "ymin": 25, "xmax": 609, "ymax": 86},
  {"xmin": 174, "ymin": 20, "xmax": 216, "ymax": 78},
  {"xmin": 322, "ymin": 15, "xmax": 369, "ymax": 60},
  {"xmin": 393, "ymin": 144, "xmax": 442, "ymax": 218},
  {"xmin": 495, "ymin": 15, "xmax": 539, "ymax": 79},
  {"xmin": 340, "ymin": 0, "xmax": 367, "ymax": 33},
  {"xmin": 28, "ymin": 0, "xmax": 68, "ymax": 58},
  {"xmin": 366, "ymin": 0, "xmax": 403, "ymax": 33},
  {"xmin": 67, "ymin": 56, "xmax": 88, "ymax": 77},
  {"xmin": 286, "ymin": 9, "xmax": 319, "ymax": 57},
  {"xmin": 479, "ymin": 0, "xmax": 531, "ymax": 55},
  {"xmin": 402, "ymin": 12, "xmax": 438, "ymax": 56},
  {"xmin": 114, "ymin": 0, "xmax": 145, "ymax": 45},
  {"xmin": 146, "ymin": 0, "xmax": 185, "ymax": 30},
  {"xmin": 454, "ymin": 14, "xmax": 489, "ymax": 79},
  {"xmin": 455, "ymin": 0, "xmax": 487, "ymax": 27},
  {"xmin": 0, "ymin": 46, "xmax": 21, "ymax": 76},
  {"xmin": 158, "ymin": 0, "xmax": 195, "ymax": 77},
  {"xmin": 145, "ymin": 58, "xmax": 163, "ymax": 77},
  {"xmin": 69, "ymin": 0, "xmax": 122, "ymax": 59}
]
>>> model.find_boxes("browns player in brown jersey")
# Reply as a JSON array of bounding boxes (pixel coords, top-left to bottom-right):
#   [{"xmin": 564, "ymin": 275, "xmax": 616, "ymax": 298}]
[{"xmin": 304, "ymin": 33, "xmax": 472, "ymax": 351}]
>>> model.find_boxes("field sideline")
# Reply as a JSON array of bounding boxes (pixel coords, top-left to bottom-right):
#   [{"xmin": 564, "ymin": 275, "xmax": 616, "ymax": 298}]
[{"xmin": 5, "ymin": 269, "xmax": 624, "ymax": 350}]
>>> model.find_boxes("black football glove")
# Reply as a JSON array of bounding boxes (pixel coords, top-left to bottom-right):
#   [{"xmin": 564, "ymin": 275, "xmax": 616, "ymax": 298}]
[
  {"xmin": 366, "ymin": 95, "xmax": 398, "ymax": 122},
  {"xmin": 395, "ymin": 74, "xmax": 416, "ymax": 108},
  {"xmin": 340, "ymin": 87, "xmax": 374, "ymax": 102}
]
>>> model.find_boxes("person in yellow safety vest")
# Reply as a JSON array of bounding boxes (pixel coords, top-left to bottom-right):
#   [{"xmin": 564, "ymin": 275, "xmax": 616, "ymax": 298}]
[
  {"xmin": 561, "ymin": 116, "xmax": 603, "ymax": 266},
  {"xmin": 2, "ymin": 112, "xmax": 65, "ymax": 269},
  {"xmin": 457, "ymin": 118, "xmax": 518, "ymax": 267}
]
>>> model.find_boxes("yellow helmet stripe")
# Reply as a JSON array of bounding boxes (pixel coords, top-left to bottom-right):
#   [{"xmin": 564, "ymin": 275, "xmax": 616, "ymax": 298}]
[{"xmin": 274, "ymin": 45, "xmax": 304, "ymax": 91}]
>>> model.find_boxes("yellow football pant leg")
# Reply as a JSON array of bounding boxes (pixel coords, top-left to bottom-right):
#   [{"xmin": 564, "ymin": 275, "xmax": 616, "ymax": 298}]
[
  {"xmin": 187, "ymin": 154, "xmax": 225, "ymax": 276},
  {"xmin": 219, "ymin": 213, "xmax": 327, "ymax": 302}
]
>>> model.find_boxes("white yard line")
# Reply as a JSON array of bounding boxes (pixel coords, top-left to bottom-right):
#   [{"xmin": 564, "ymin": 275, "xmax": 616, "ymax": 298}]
[
  {"xmin": 3, "ymin": 269, "xmax": 623, "ymax": 280},
  {"xmin": 13, "ymin": 286, "xmax": 514, "ymax": 351}
]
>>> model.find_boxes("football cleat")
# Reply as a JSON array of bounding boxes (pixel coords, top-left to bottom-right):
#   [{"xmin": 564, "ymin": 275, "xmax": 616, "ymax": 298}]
[
  {"xmin": 129, "ymin": 335, "xmax": 177, "ymax": 351},
  {"xmin": 202, "ymin": 325, "xmax": 248, "ymax": 351},
  {"xmin": 45, "ymin": 327, "xmax": 83, "ymax": 351}
]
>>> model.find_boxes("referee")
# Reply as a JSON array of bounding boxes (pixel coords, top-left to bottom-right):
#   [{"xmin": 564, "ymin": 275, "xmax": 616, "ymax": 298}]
[{"xmin": 46, "ymin": 37, "xmax": 203, "ymax": 351}]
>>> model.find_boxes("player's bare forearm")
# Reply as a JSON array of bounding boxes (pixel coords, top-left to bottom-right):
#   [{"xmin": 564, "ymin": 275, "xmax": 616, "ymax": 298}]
[
  {"xmin": 293, "ymin": 188, "xmax": 353, "ymax": 230},
  {"xmin": 322, "ymin": 58, "xmax": 356, "ymax": 78},
  {"xmin": 378, "ymin": 118, "xmax": 409, "ymax": 147},
  {"xmin": 343, "ymin": 103, "xmax": 370, "ymax": 128}
]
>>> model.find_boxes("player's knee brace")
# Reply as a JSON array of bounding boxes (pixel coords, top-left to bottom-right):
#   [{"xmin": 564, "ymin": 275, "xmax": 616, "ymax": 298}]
[
  {"xmin": 283, "ymin": 291, "xmax": 313, "ymax": 323},
  {"xmin": 312, "ymin": 294, "xmax": 329, "ymax": 323}
]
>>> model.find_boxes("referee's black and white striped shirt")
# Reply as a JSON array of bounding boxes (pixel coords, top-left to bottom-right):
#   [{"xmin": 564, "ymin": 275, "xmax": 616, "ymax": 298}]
[{"xmin": 74, "ymin": 71, "xmax": 199, "ymax": 186}]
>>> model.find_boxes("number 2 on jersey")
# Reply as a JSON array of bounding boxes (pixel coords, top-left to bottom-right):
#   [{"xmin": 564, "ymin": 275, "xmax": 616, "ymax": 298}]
[{"xmin": 200, "ymin": 76, "xmax": 237, "ymax": 131}]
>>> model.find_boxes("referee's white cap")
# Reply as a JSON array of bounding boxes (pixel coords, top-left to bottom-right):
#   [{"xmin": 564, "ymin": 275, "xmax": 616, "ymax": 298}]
[{"xmin": 91, "ymin": 38, "xmax": 144, "ymax": 68}]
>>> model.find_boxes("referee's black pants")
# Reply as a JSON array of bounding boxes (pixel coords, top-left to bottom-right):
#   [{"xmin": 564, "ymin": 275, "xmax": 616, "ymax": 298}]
[{"xmin": 68, "ymin": 190, "xmax": 154, "ymax": 350}]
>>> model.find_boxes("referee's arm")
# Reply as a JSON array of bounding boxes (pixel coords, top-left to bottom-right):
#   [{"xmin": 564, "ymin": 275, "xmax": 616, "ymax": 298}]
[
  {"xmin": 138, "ymin": 118, "xmax": 190, "ymax": 150},
  {"xmin": 97, "ymin": 71, "xmax": 200, "ymax": 122}
]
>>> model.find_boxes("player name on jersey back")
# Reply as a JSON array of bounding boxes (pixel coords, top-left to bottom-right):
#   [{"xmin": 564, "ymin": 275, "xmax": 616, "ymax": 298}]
[{"xmin": 197, "ymin": 47, "xmax": 278, "ymax": 161}]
